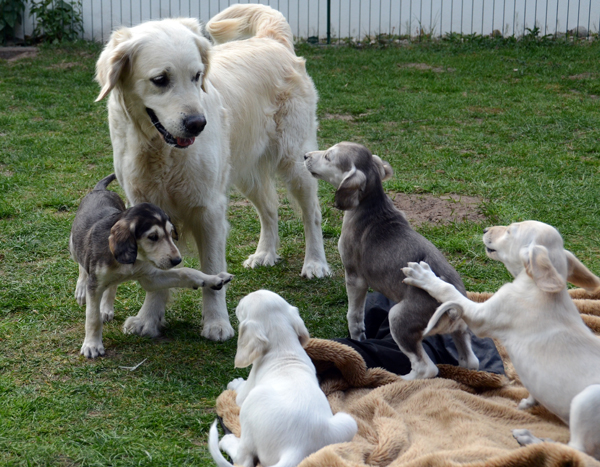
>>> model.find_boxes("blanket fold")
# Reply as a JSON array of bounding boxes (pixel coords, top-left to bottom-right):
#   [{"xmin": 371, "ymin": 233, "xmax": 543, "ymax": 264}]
[{"xmin": 215, "ymin": 288, "xmax": 600, "ymax": 467}]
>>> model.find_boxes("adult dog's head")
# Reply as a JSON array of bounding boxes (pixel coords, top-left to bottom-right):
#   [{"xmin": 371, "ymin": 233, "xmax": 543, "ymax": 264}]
[
  {"xmin": 109, "ymin": 202, "xmax": 181, "ymax": 269},
  {"xmin": 483, "ymin": 220, "xmax": 600, "ymax": 293},
  {"xmin": 95, "ymin": 18, "xmax": 211, "ymax": 149},
  {"xmin": 233, "ymin": 290, "xmax": 310, "ymax": 368},
  {"xmin": 304, "ymin": 142, "xmax": 393, "ymax": 210}
]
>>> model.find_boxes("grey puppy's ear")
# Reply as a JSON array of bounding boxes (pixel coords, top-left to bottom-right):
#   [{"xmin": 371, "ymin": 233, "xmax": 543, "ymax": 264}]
[
  {"xmin": 520, "ymin": 244, "xmax": 565, "ymax": 293},
  {"xmin": 109, "ymin": 219, "xmax": 137, "ymax": 264},
  {"xmin": 372, "ymin": 155, "xmax": 394, "ymax": 181},
  {"xmin": 334, "ymin": 167, "xmax": 366, "ymax": 211}
]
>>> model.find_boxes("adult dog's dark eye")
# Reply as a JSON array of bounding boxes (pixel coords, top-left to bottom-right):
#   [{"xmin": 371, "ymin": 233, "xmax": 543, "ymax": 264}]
[
  {"xmin": 193, "ymin": 71, "xmax": 201, "ymax": 82},
  {"xmin": 148, "ymin": 233, "xmax": 159, "ymax": 241},
  {"xmin": 324, "ymin": 153, "xmax": 331, "ymax": 161},
  {"xmin": 150, "ymin": 75, "xmax": 169, "ymax": 87}
]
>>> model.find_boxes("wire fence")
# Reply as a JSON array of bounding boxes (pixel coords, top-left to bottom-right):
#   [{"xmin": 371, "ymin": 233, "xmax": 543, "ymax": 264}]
[{"xmin": 17, "ymin": 0, "xmax": 600, "ymax": 43}]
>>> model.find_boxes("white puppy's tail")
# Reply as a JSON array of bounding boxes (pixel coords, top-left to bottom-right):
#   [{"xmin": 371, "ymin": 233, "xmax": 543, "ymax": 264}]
[
  {"xmin": 206, "ymin": 4, "xmax": 294, "ymax": 52},
  {"xmin": 327, "ymin": 412, "xmax": 358, "ymax": 444},
  {"xmin": 208, "ymin": 420, "xmax": 234, "ymax": 467},
  {"xmin": 424, "ymin": 302, "xmax": 465, "ymax": 336}
]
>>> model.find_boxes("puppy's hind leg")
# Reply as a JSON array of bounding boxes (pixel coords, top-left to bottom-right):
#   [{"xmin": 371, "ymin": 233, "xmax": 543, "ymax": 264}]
[
  {"xmin": 345, "ymin": 273, "xmax": 368, "ymax": 341},
  {"xmin": 568, "ymin": 384, "xmax": 600, "ymax": 459},
  {"xmin": 100, "ymin": 285, "xmax": 117, "ymax": 322},
  {"xmin": 450, "ymin": 323, "xmax": 479, "ymax": 371},
  {"xmin": 75, "ymin": 264, "xmax": 88, "ymax": 306},
  {"xmin": 389, "ymin": 301, "xmax": 439, "ymax": 380}
]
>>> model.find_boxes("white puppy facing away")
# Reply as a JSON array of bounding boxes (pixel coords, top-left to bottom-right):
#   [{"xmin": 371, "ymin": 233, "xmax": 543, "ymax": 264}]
[
  {"xmin": 402, "ymin": 220, "xmax": 600, "ymax": 460},
  {"xmin": 209, "ymin": 290, "xmax": 357, "ymax": 467},
  {"xmin": 94, "ymin": 4, "xmax": 329, "ymax": 343}
]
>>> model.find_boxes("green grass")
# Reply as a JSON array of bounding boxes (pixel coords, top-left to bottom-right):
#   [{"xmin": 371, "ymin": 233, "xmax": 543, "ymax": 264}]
[{"xmin": 1, "ymin": 38, "xmax": 599, "ymax": 465}]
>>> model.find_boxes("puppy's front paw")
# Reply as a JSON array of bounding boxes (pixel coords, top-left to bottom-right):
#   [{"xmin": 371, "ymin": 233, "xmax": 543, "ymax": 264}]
[
  {"xmin": 402, "ymin": 261, "xmax": 437, "ymax": 289},
  {"xmin": 202, "ymin": 320, "xmax": 234, "ymax": 341},
  {"xmin": 80, "ymin": 340, "xmax": 105, "ymax": 359},
  {"xmin": 206, "ymin": 272, "xmax": 234, "ymax": 290},
  {"xmin": 227, "ymin": 377, "xmax": 245, "ymax": 391}
]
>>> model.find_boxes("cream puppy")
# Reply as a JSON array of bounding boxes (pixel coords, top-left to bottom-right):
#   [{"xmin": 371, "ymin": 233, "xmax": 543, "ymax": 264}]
[
  {"xmin": 402, "ymin": 220, "xmax": 600, "ymax": 460},
  {"xmin": 209, "ymin": 290, "xmax": 357, "ymax": 467}
]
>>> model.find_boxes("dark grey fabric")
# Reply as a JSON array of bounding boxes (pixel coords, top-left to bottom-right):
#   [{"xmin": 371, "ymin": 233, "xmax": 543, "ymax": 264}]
[{"xmin": 334, "ymin": 292, "xmax": 505, "ymax": 376}]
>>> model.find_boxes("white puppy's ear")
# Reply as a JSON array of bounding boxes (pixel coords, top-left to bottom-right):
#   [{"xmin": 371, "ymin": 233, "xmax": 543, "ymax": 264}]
[
  {"xmin": 234, "ymin": 320, "xmax": 268, "ymax": 368},
  {"xmin": 334, "ymin": 167, "xmax": 366, "ymax": 211},
  {"xmin": 95, "ymin": 27, "xmax": 134, "ymax": 101},
  {"xmin": 372, "ymin": 155, "xmax": 394, "ymax": 182},
  {"xmin": 564, "ymin": 250, "xmax": 600, "ymax": 292},
  {"xmin": 289, "ymin": 307, "xmax": 310, "ymax": 347},
  {"xmin": 520, "ymin": 244, "xmax": 565, "ymax": 293}
]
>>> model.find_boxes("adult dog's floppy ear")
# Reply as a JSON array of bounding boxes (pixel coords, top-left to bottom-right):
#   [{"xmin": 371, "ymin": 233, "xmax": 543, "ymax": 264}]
[
  {"xmin": 520, "ymin": 244, "xmax": 565, "ymax": 293},
  {"xmin": 334, "ymin": 167, "xmax": 366, "ymax": 211},
  {"xmin": 565, "ymin": 250, "xmax": 600, "ymax": 292},
  {"xmin": 235, "ymin": 320, "xmax": 269, "ymax": 368},
  {"xmin": 372, "ymin": 155, "xmax": 394, "ymax": 181},
  {"xmin": 289, "ymin": 306, "xmax": 310, "ymax": 347},
  {"xmin": 95, "ymin": 27, "xmax": 136, "ymax": 101},
  {"xmin": 109, "ymin": 219, "xmax": 137, "ymax": 264}
]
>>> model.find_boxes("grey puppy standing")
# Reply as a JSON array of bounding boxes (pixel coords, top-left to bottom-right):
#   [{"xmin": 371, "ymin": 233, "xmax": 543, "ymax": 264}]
[
  {"xmin": 304, "ymin": 142, "xmax": 478, "ymax": 379},
  {"xmin": 70, "ymin": 174, "xmax": 232, "ymax": 358}
]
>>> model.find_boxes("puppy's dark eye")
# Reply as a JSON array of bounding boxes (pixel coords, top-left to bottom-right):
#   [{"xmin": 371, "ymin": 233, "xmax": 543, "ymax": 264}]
[
  {"xmin": 150, "ymin": 75, "xmax": 169, "ymax": 87},
  {"xmin": 193, "ymin": 71, "xmax": 201, "ymax": 82},
  {"xmin": 324, "ymin": 153, "xmax": 331, "ymax": 161},
  {"xmin": 148, "ymin": 233, "xmax": 159, "ymax": 242}
]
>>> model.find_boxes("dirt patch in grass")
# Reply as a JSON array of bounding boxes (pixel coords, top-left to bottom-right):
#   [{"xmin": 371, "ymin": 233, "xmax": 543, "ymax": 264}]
[
  {"xmin": 398, "ymin": 63, "xmax": 456, "ymax": 73},
  {"xmin": 0, "ymin": 47, "xmax": 38, "ymax": 61},
  {"xmin": 393, "ymin": 193, "xmax": 487, "ymax": 227}
]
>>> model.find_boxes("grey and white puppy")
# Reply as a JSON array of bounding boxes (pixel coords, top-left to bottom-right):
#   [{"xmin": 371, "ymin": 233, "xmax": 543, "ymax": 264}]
[
  {"xmin": 70, "ymin": 174, "xmax": 233, "ymax": 358},
  {"xmin": 304, "ymin": 142, "xmax": 478, "ymax": 379}
]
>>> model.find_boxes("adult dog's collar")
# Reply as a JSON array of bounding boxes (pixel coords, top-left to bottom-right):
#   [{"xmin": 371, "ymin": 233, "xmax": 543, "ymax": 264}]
[{"xmin": 146, "ymin": 108, "xmax": 195, "ymax": 148}]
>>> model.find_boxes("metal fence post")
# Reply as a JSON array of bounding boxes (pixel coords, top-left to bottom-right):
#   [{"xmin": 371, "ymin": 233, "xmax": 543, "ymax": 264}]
[{"xmin": 327, "ymin": 0, "xmax": 331, "ymax": 43}]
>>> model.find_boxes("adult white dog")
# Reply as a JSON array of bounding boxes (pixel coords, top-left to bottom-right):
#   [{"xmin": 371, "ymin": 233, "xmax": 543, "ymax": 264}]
[
  {"xmin": 209, "ymin": 290, "xmax": 357, "ymax": 467},
  {"xmin": 95, "ymin": 4, "xmax": 329, "ymax": 341},
  {"xmin": 402, "ymin": 221, "xmax": 600, "ymax": 460}
]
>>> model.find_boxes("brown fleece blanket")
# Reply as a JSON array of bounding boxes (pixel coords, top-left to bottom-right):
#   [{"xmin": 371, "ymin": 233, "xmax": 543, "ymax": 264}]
[{"xmin": 216, "ymin": 288, "xmax": 600, "ymax": 467}]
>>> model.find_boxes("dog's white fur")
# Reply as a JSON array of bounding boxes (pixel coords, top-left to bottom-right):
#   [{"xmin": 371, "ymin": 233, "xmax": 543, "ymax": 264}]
[
  {"xmin": 208, "ymin": 290, "xmax": 357, "ymax": 467},
  {"xmin": 95, "ymin": 4, "xmax": 329, "ymax": 342},
  {"xmin": 402, "ymin": 220, "xmax": 600, "ymax": 459}
]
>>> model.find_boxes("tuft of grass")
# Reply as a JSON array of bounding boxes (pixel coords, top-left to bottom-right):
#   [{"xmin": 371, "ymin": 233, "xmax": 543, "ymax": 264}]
[{"xmin": 1, "ymin": 39, "xmax": 599, "ymax": 464}]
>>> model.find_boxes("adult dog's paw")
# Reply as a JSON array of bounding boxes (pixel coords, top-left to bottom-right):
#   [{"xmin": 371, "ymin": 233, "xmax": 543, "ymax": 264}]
[
  {"xmin": 202, "ymin": 320, "xmax": 234, "ymax": 341},
  {"xmin": 123, "ymin": 315, "xmax": 163, "ymax": 338},
  {"xmin": 301, "ymin": 260, "xmax": 331, "ymax": 279},
  {"xmin": 243, "ymin": 251, "xmax": 281, "ymax": 269},
  {"xmin": 80, "ymin": 340, "xmax": 105, "ymax": 359},
  {"xmin": 75, "ymin": 284, "xmax": 86, "ymax": 306}
]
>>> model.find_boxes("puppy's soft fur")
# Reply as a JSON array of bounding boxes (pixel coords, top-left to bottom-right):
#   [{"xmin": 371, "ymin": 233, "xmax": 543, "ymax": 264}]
[
  {"xmin": 70, "ymin": 174, "xmax": 232, "ymax": 358},
  {"xmin": 95, "ymin": 4, "xmax": 329, "ymax": 343},
  {"xmin": 304, "ymin": 142, "xmax": 479, "ymax": 379},
  {"xmin": 208, "ymin": 290, "xmax": 357, "ymax": 467},
  {"xmin": 402, "ymin": 220, "xmax": 600, "ymax": 459}
]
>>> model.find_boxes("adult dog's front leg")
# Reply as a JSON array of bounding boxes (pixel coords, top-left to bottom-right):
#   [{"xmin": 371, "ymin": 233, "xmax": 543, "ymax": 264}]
[
  {"xmin": 123, "ymin": 289, "xmax": 168, "ymax": 338},
  {"xmin": 193, "ymin": 201, "xmax": 234, "ymax": 341},
  {"xmin": 346, "ymin": 273, "xmax": 368, "ymax": 341},
  {"xmin": 81, "ymin": 285, "xmax": 105, "ymax": 358}
]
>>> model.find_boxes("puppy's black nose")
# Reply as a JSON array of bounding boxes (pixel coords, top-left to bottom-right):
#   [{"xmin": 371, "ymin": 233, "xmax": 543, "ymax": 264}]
[
  {"xmin": 183, "ymin": 115, "xmax": 207, "ymax": 136},
  {"xmin": 171, "ymin": 257, "xmax": 182, "ymax": 267},
  {"xmin": 483, "ymin": 227, "xmax": 489, "ymax": 233},
  {"xmin": 304, "ymin": 154, "xmax": 309, "ymax": 160}
]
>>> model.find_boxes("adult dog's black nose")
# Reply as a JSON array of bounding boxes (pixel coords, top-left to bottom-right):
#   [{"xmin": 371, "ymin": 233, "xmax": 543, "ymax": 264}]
[
  {"xmin": 183, "ymin": 114, "xmax": 207, "ymax": 136},
  {"xmin": 483, "ymin": 227, "xmax": 489, "ymax": 233},
  {"xmin": 304, "ymin": 153, "xmax": 310, "ymax": 160},
  {"xmin": 171, "ymin": 257, "xmax": 182, "ymax": 267}
]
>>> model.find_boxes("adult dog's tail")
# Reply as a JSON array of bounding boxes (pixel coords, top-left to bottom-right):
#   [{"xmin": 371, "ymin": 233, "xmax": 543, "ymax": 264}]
[
  {"xmin": 93, "ymin": 173, "xmax": 117, "ymax": 191},
  {"xmin": 206, "ymin": 4, "xmax": 294, "ymax": 52},
  {"xmin": 208, "ymin": 420, "xmax": 234, "ymax": 467}
]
